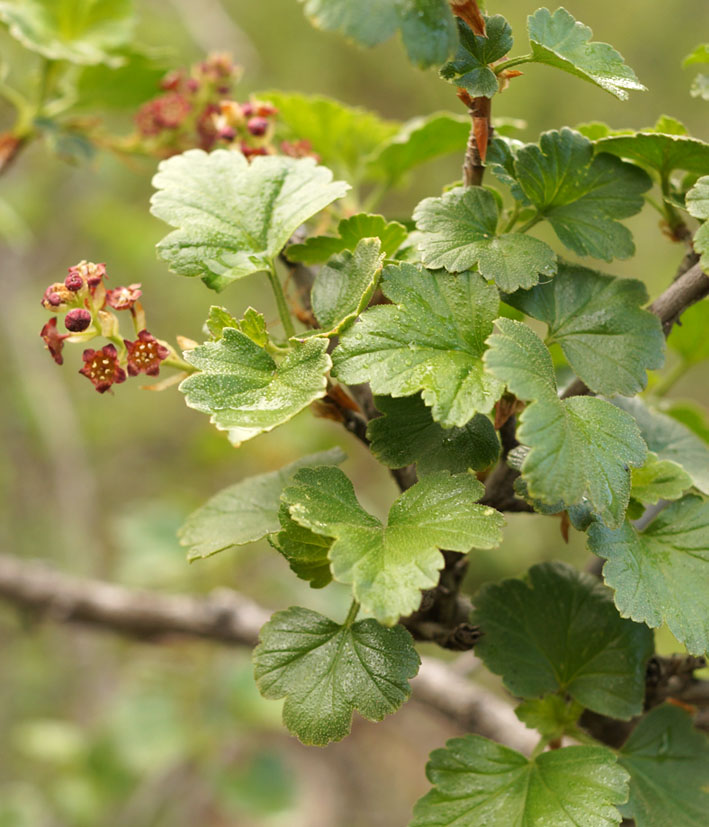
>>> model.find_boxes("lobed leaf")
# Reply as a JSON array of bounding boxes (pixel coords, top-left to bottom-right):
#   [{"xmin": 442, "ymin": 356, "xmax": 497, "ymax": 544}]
[
  {"xmin": 589, "ymin": 495, "xmax": 709, "ymax": 656},
  {"xmin": 473, "ymin": 561, "xmax": 653, "ymax": 719},
  {"xmin": 596, "ymin": 133, "xmax": 709, "ymax": 182},
  {"xmin": 332, "ymin": 263, "xmax": 504, "ymax": 428},
  {"xmin": 485, "ymin": 319, "xmax": 646, "ymax": 526},
  {"xmin": 180, "ymin": 329, "xmax": 331, "ymax": 446},
  {"xmin": 412, "ymin": 736, "xmax": 628, "ymax": 826},
  {"xmin": 440, "ymin": 15, "xmax": 513, "ymax": 98},
  {"xmin": 505, "ymin": 261, "xmax": 665, "ymax": 396},
  {"xmin": 253, "ymin": 606, "xmax": 419, "ymax": 745},
  {"xmin": 413, "ymin": 186, "xmax": 557, "ymax": 292},
  {"xmin": 368, "ymin": 395, "xmax": 500, "ymax": 475},
  {"xmin": 513, "ymin": 128, "xmax": 652, "ymax": 261},
  {"xmin": 527, "ymin": 7, "xmax": 645, "ymax": 100},
  {"xmin": 630, "ymin": 452, "xmax": 692, "ymax": 505},
  {"xmin": 178, "ymin": 448, "xmax": 345, "ymax": 561},
  {"xmin": 286, "ymin": 213, "xmax": 407, "ymax": 264},
  {"xmin": 282, "ymin": 466, "xmax": 503, "ymax": 625},
  {"xmin": 150, "ymin": 150, "xmax": 349, "ymax": 290},
  {"xmin": 269, "ymin": 506, "xmax": 333, "ymax": 588}
]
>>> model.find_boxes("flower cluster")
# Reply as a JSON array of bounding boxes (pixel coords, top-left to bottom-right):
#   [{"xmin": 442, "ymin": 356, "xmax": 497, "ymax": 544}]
[
  {"xmin": 39, "ymin": 261, "xmax": 175, "ymax": 393},
  {"xmin": 131, "ymin": 53, "xmax": 318, "ymax": 162}
]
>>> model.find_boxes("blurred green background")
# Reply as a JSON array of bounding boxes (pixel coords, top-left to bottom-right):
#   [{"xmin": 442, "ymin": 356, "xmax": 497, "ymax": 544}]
[{"xmin": 0, "ymin": 1, "xmax": 707, "ymax": 824}]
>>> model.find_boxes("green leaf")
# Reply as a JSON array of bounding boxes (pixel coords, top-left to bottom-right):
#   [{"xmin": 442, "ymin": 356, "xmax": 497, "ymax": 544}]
[
  {"xmin": 505, "ymin": 261, "xmax": 665, "ymax": 396},
  {"xmin": 473, "ymin": 561, "xmax": 653, "ymax": 719},
  {"xmin": 260, "ymin": 91, "xmax": 399, "ymax": 185},
  {"xmin": 282, "ymin": 466, "xmax": 503, "ymax": 624},
  {"xmin": 253, "ymin": 607, "xmax": 419, "ymax": 745},
  {"xmin": 298, "ymin": 0, "xmax": 456, "ymax": 68},
  {"xmin": 588, "ymin": 495, "xmax": 709, "ymax": 655},
  {"xmin": 180, "ymin": 330, "xmax": 331, "ymax": 446},
  {"xmin": 368, "ymin": 394, "xmax": 500, "ymax": 475},
  {"xmin": 150, "ymin": 150, "xmax": 349, "ymax": 290},
  {"xmin": 204, "ymin": 306, "xmax": 270, "ymax": 347},
  {"xmin": 618, "ymin": 704, "xmax": 709, "ymax": 827},
  {"xmin": 667, "ymin": 301, "xmax": 709, "ymax": 365},
  {"xmin": 527, "ymin": 7, "xmax": 645, "ymax": 100},
  {"xmin": 412, "ymin": 737, "xmax": 628, "ymax": 826},
  {"xmin": 686, "ymin": 176, "xmax": 709, "ymax": 270},
  {"xmin": 440, "ymin": 15, "xmax": 512, "ymax": 98},
  {"xmin": 595, "ymin": 133, "xmax": 709, "ymax": 182},
  {"xmin": 269, "ymin": 506, "xmax": 333, "ymax": 588},
  {"xmin": 631, "ymin": 452, "xmax": 692, "ymax": 505},
  {"xmin": 515, "ymin": 696, "xmax": 584, "ymax": 740},
  {"xmin": 0, "ymin": 0, "xmax": 134, "ymax": 65},
  {"xmin": 485, "ymin": 319, "xmax": 646, "ymax": 527},
  {"xmin": 178, "ymin": 449, "xmax": 345, "ymax": 561},
  {"xmin": 663, "ymin": 400, "xmax": 709, "ymax": 444},
  {"xmin": 612, "ymin": 397, "xmax": 709, "ymax": 495},
  {"xmin": 413, "ymin": 186, "xmax": 557, "ymax": 291},
  {"xmin": 310, "ymin": 238, "xmax": 384, "ymax": 335},
  {"xmin": 365, "ymin": 112, "xmax": 469, "ymax": 185},
  {"xmin": 76, "ymin": 48, "xmax": 167, "ymax": 108},
  {"xmin": 690, "ymin": 73, "xmax": 709, "ymax": 100},
  {"xmin": 204, "ymin": 306, "xmax": 239, "ymax": 340},
  {"xmin": 286, "ymin": 213, "xmax": 406, "ymax": 264},
  {"xmin": 683, "ymin": 43, "xmax": 709, "ymax": 67},
  {"xmin": 513, "ymin": 128, "xmax": 651, "ymax": 261},
  {"xmin": 332, "ymin": 263, "xmax": 504, "ymax": 427}
]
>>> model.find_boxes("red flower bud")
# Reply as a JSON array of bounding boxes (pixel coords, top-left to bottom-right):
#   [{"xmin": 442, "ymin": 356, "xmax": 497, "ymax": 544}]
[
  {"xmin": 106, "ymin": 283, "xmax": 142, "ymax": 311},
  {"xmin": 124, "ymin": 330, "xmax": 170, "ymax": 377},
  {"xmin": 40, "ymin": 317, "xmax": 69, "ymax": 365},
  {"xmin": 240, "ymin": 102, "xmax": 255, "ymax": 118},
  {"xmin": 65, "ymin": 308, "xmax": 92, "ymax": 332},
  {"xmin": 247, "ymin": 117, "xmax": 269, "ymax": 137},
  {"xmin": 42, "ymin": 282, "xmax": 74, "ymax": 310},
  {"xmin": 64, "ymin": 272, "xmax": 85, "ymax": 291},
  {"xmin": 68, "ymin": 261, "xmax": 106, "ymax": 288},
  {"xmin": 79, "ymin": 344, "xmax": 127, "ymax": 393}
]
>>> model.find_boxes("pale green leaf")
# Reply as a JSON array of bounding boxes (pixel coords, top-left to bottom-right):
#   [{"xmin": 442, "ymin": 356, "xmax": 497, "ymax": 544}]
[
  {"xmin": 0, "ymin": 0, "xmax": 134, "ymax": 65},
  {"xmin": 612, "ymin": 397, "xmax": 709, "ymax": 495},
  {"xmin": 298, "ymin": 0, "xmax": 456, "ymax": 68},
  {"xmin": 269, "ymin": 505, "xmax": 333, "ymax": 588},
  {"xmin": 413, "ymin": 186, "xmax": 557, "ymax": 291},
  {"xmin": 686, "ymin": 176, "xmax": 709, "ymax": 269},
  {"xmin": 513, "ymin": 128, "xmax": 651, "ymax": 261},
  {"xmin": 365, "ymin": 112, "xmax": 469, "ymax": 185},
  {"xmin": 286, "ymin": 213, "xmax": 407, "ymax": 264},
  {"xmin": 332, "ymin": 263, "xmax": 504, "ymax": 427},
  {"xmin": 683, "ymin": 43, "xmax": 709, "ymax": 68},
  {"xmin": 253, "ymin": 606, "xmax": 419, "ymax": 745},
  {"xmin": 282, "ymin": 466, "xmax": 503, "ymax": 624},
  {"xmin": 631, "ymin": 452, "xmax": 692, "ymax": 505},
  {"xmin": 618, "ymin": 704, "xmax": 709, "ymax": 827},
  {"xmin": 260, "ymin": 91, "xmax": 399, "ymax": 184},
  {"xmin": 473, "ymin": 561, "xmax": 653, "ymax": 719},
  {"xmin": 515, "ymin": 696, "xmax": 584, "ymax": 740},
  {"xmin": 690, "ymin": 73, "xmax": 709, "ymax": 100},
  {"xmin": 663, "ymin": 400, "xmax": 709, "ymax": 444},
  {"xmin": 150, "ymin": 150, "xmax": 349, "ymax": 290},
  {"xmin": 180, "ymin": 330, "xmax": 331, "ymax": 446},
  {"xmin": 505, "ymin": 261, "xmax": 664, "ymax": 395},
  {"xmin": 412, "ymin": 737, "xmax": 628, "ymax": 826},
  {"xmin": 368, "ymin": 394, "xmax": 500, "ymax": 475},
  {"xmin": 440, "ymin": 15, "xmax": 512, "ymax": 98},
  {"xmin": 204, "ymin": 306, "xmax": 239, "ymax": 341},
  {"xmin": 589, "ymin": 495, "xmax": 709, "ymax": 655},
  {"xmin": 527, "ymin": 7, "xmax": 645, "ymax": 99},
  {"xmin": 178, "ymin": 448, "xmax": 344, "ymax": 561},
  {"xmin": 485, "ymin": 319, "xmax": 646, "ymax": 526},
  {"xmin": 311, "ymin": 238, "xmax": 384, "ymax": 335}
]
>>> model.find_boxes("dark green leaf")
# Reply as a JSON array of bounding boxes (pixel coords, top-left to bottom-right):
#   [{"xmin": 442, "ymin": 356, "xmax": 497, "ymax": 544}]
[
  {"xmin": 527, "ymin": 7, "xmax": 644, "ymax": 99},
  {"xmin": 413, "ymin": 185, "xmax": 557, "ymax": 291},
  {"xmin": 178, "ymin": 449, "xmax": 344, "ymax": 561},
  {"xmin": 180, "ymin": 330, "xmax": 331, "ymax": 446},
  {"xmin": 412, "ymin": 736, "xmax": 628, "ymax": 826},
  {"xmin": 269, "ymin": 506, "xmax": 333, "ymax": 588},
  {"xmin": 596, "ymin": 133, "xmax": 709, "ymax": 181},
  {"xmin": 618, "ymin": 704, "xmax": 709, "ymax": 827},
  {"xmin": 473, "ymin": 561, "xmax": 653, "ymax": 718},
  {"xmin": 440, "ymin": 15, "xmax": 512, "ymax": 98},
  {"xmin": 332, "ymin": 263, "xmax": 504, "ymax": 427},
  {"xmin": 150, "ymin": 150, "xmax": 349, "ymax": 290},
  {"xmin": 253, "ymin": 607, "xmax": 419, "ymax": 745},
  {"xmin": 505, "ymin": 261, "xmax": 665, "ymax": 396},
  {"xmin": 513, "ymin": 128, "xmax": 651, "ymax": 261},
  {"xmin": 283, "ymin": 466, "xmax": 503, "ymax": 624},
  {"xmin": 286, "ymin": 214, "xmax": 406, "ymax": 264},
  {"xmin": 368, "ymin": 394, "xmax": 500, "ymax": 475},
  {"xmin": 589, "ymin": 495, "xmax": 709, "ymax": 656},
  {"xmin": 485, "ymin": 319, "xmax": 646, "ymax": 526}
]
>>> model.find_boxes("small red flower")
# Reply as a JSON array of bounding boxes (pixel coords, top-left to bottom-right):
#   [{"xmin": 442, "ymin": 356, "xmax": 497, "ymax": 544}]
[
  {"xmin": 40, "ymin": 317, "xmax": 69, "ymax": 365},
  {"xmin": 247, "ymin": 116, "xmax": 269, "ymax": 137},
  {"xmin": 79, "ymin": 344, "xmax": 127, "ymax": 393},
  {"xmin": 65, "ymin": 308, "xmax": 92, "ymax": 332},
  {"xmin": 281, "ymin": 139, "xmax": 319, "ymax": 161},
  {"xmin": 124, "ymin": 330, "xmax": 170, "ymax": 377},
  {"xmin": 106, "ymin": 283, "xmax": 142, "ymax": 311},
  {"xmin": 68, "ymin": 260, "xmax": 106, "ymax": 288}
]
